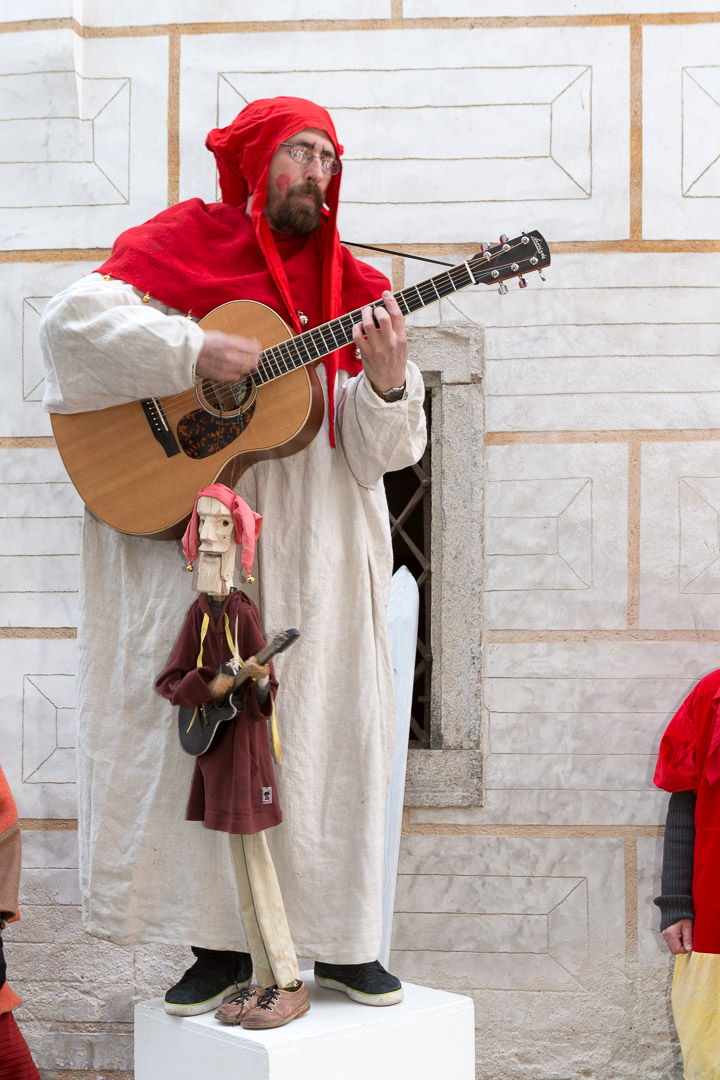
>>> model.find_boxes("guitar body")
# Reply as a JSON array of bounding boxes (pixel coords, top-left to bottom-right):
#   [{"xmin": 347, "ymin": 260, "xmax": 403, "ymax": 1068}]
[
  {"xmin": 51, "ymin": 301, "xmax": 325, "ymax": 539},
  {"xmin": 51, "ymin": 232, "xmax": 551, "ymax": 538},
  {"xmin": 178, "ymin": 687, "xmax": 246, "ymax": 757}
]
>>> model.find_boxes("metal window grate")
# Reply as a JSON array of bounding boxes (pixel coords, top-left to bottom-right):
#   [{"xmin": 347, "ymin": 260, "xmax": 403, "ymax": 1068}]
[{"xmin": 384, "ymin": 391, "xmax": 432, "ymax": 748}]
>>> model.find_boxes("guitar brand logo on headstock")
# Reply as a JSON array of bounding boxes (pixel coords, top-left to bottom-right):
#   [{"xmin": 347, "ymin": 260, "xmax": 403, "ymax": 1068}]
[{"xmin": 532, "ymin": 236, "xmax": 546, "ymax": 259}]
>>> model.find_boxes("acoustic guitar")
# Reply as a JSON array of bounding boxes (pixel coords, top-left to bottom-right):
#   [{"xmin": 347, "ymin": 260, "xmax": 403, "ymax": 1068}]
[
  {"xmin": 51, "ymin": 231, "xmax": 550, "ymax": 539},
  {"xmin": 178, "ymin": 627, "xmax": 299, "ymax": 756}
]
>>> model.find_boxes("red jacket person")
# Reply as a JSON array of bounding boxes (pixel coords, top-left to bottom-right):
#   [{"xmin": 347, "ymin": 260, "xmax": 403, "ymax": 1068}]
[{"xmin": 0, "ymin": 763, "xmax": 41, "ymax": 1078}]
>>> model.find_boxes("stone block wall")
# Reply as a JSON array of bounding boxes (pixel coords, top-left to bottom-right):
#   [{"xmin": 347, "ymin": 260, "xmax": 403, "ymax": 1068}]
[{"xmin": 2, "ymin": 3, "xmax": 718, "ymax": 1077}]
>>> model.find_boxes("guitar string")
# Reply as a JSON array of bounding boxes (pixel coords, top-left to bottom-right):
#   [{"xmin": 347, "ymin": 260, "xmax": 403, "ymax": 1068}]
[
  {"xmin": 153, "ymin": 236, "xmax": 534, "ymax": 424},
  {"xmin": 153, "ymin": 237, "xmax": 537, "ymax": 433},
  {"xmin": 152, "ymin": 236, "xmax": 539, "ymax": 428}
]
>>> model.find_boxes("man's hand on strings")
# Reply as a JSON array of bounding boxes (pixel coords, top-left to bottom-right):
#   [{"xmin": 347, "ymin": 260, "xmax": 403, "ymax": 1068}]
[
  {"xmin": 197, "ymin": 330, "xmax": 261, "ymax": 383},
  {"xmin": 353, "ymin": 291, "xmax": 407, "ymax": 395}
]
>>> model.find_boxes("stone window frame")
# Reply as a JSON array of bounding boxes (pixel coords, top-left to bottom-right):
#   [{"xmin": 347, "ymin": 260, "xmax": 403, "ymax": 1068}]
[{"xmin": 403, "ymin": 325, "xmax": 484, "ymax": 808}]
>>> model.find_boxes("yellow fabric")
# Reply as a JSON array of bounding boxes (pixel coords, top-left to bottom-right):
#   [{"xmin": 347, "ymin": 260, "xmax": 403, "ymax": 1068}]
[
  {"xmin": 223, "ymin": 613, "xmax": 238, "ymax": 661},
  {"xmin": 270, "ymin": 697, "xmax": 281, "ymax": 764},
  {"xmin": 186, "ymin": 613, "xmax": 211, "ymax": 732},
  {"xmin": 196, "ymin": 613, "xmax": 210, "ymax": 668},
  {"xmin": 672, "ymin": 951, "xmax": 720, "ymax": 1079}
]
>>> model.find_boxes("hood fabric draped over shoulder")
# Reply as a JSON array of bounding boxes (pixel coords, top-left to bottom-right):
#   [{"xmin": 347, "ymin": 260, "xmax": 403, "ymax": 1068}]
[
  {"xmin": 205, "ymin": 96, "xmax": 349, "ymax": 442},
  {"xmin": 98, "ymin": 96, "xmax": 386, "ymax": 445},
  {"xmin": 206, "ymin": 97, "xmax": 344, "ymax": 336}
]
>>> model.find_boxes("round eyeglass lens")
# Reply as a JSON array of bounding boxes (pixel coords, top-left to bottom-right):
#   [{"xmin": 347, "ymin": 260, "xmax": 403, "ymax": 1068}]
[{"xmin": 287, "ymin": 144, "xmax": 341, "ymax": 175}]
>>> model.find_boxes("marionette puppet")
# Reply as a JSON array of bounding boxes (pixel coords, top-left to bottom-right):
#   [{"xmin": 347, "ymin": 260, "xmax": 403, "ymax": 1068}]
[{"xmin": 155, "ymin": 483, "xmax": 309, "ymax": 1030}]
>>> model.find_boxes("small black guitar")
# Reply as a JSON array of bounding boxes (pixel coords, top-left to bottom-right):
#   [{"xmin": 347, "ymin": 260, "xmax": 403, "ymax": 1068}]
[{"xmin": 178, "ymin": 628, "xmax": 299, "ymax": 756}]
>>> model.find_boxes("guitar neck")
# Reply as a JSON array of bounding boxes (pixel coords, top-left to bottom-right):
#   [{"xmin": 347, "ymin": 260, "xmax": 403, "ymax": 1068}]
[
  {"xmin": 247, "ymin": 230, "xmax": 549, "ymax": 390},
  {"xmin": 235, "ymin": 629, "xmax": 298, "ymax": 683},
  {"xmin": 255, "ymin": 641, "xmax": 277, "ymax": 666}
]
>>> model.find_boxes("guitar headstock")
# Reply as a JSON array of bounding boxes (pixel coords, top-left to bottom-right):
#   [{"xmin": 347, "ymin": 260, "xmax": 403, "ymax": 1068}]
[
  {"xmin": 270, "ymin": 628, "xmax": 300, "ymax": 656},
  {"xmin": 469, "ymin": 230, "xmax": 550, "ymax": 291}
]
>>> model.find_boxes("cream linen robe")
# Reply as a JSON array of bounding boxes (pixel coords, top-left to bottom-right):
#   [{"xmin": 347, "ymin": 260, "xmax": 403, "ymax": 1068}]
[{"xmin": 40, "ymin": 273, "xmax": 427, "ymax": 962}]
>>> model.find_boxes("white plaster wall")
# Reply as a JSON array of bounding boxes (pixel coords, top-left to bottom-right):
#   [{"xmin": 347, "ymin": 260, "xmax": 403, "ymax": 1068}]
[{"xmin": 1, "ymin": 5, "xmax": 713, "ymax": 1079}]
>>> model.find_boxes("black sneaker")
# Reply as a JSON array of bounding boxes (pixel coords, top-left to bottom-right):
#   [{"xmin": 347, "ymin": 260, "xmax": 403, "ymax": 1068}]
[
  {"xmin": 314, "ymin": 960, "xmax": 403, "ymax": 1006},
  {"xmin": 163, "ymin": 947, "xmax": 252, "ymax": 1016}
]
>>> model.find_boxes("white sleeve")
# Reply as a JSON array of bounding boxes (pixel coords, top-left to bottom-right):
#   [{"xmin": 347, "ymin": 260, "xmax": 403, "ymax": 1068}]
[
  {"xmin": 41, "ymin": 273, "xmax": 205, "ymax": 414},
  {"xmin": 335, "ymin": 360, "xmax": 427, "ymax": 489}
]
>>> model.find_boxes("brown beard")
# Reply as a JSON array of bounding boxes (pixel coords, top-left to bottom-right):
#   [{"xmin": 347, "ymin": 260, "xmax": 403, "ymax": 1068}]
[{"xmin": 265, "ymin": 181, "xmax": 324, "ymax": 235}]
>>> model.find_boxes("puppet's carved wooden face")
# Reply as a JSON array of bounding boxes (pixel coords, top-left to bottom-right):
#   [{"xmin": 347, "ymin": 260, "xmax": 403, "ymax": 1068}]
[{"xmin": 196, "ymin": 495, "xmax": 237, "ymax": 597}]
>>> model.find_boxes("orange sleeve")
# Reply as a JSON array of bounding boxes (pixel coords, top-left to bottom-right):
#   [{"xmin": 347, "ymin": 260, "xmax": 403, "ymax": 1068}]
[{"xmin": 0, "ymin": 765, "xmax": 20, "ymax": 924}]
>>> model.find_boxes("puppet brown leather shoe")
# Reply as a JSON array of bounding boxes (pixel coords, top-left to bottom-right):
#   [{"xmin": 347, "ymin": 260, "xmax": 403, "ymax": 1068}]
[
  {"xmin": 241, "ymin": 982, "xmax": 310, "ymax": 1029},
  {"xmin": 215, "ymin": 986, "xmax": 260, "ymax": 1024}
]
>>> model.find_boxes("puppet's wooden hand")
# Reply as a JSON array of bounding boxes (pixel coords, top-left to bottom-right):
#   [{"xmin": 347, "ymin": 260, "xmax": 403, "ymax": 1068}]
[
  {"xmin": 208, "ymin": 671, "xmax": 235, "ymax": 698},
  {"xmin": 242, "ymin": 656, "xmax": 270, "ymax": 681}
]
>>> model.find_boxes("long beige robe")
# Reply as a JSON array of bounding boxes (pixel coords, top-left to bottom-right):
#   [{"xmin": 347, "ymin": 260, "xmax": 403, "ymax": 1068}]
[{"xmin": 40, "ymin": 273, "xmax": 427, "ymax": 963}]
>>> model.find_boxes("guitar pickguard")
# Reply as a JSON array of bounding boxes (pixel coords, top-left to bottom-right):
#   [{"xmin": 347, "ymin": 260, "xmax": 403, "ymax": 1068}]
[{"xmin": 176, "ymin": 402, "xmax": 256, "ymax": 460}]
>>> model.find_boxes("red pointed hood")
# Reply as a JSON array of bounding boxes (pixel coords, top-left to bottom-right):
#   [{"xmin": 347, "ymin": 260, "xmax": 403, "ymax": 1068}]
[
  {"xmin": 97, "ymin": 98, "xmax": 390, "ymax": 447},
  {"xmin": 206, "ymin": 97, "xmax": 347, "ymax": 442}
]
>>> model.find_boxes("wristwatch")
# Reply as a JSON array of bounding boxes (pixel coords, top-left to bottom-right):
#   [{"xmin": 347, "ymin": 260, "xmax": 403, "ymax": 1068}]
[{"xmin": 372, "ymin": 382, "xmax": 407, "ymax": 403}]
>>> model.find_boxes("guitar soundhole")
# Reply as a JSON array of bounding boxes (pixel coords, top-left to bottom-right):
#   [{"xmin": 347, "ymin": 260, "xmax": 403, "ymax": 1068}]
[
  {"xmin": 196, "ymin": 376, "xmax": 255, "ymax": 418},
  {"xmin": 177, "ymin": 401, "xmax": 256, "ymax": 460}
]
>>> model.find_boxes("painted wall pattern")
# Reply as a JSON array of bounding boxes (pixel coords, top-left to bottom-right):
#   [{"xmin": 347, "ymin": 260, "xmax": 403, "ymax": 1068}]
[{"xmin": 1, "ymin": 4, "xmax": 717, "ymax": 1078}]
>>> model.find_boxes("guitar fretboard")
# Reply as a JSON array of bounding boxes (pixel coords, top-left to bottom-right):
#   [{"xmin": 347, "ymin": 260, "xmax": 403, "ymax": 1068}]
[
  {"xmin": 205, "ymin": 231, "xmax": 549, "ymax": 399},
  {"xmin": 250, "ymin": 259, "xmax": 480, "ymax": 387}
]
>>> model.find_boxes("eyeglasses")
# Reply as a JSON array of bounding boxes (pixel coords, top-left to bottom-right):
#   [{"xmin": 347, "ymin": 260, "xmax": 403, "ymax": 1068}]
[{"xmin": 279, "ymin": 142, "xmax": 342, "ymax": 175}]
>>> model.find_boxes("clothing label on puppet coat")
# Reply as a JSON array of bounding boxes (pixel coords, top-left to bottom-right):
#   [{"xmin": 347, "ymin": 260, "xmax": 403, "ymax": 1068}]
[{"xmin": 261, "ymin": 787, "xmax": 273, "ymax": 804}]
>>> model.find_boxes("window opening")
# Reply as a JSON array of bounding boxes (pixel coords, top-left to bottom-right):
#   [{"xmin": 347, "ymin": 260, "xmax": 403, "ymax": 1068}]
[{"xmin": 384, "ymin": 391, "xmax": 432, "ymax": 748}]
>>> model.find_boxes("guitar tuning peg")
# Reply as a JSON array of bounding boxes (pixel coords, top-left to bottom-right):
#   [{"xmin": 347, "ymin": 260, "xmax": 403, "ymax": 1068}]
[
  {"xmin": 497, "ymin": 282, "xmax": 508, "ymax": 296},
  {"xmin": 499, "ymin": 234, "xmax": 508, "ymax": 243},
  {"xmin": 538, "ymin": 269, "xmax": 546, "ymax": 281},
  {"xmin": 517, "ymin": 276, "xmax": 528, "ymax": 289}
]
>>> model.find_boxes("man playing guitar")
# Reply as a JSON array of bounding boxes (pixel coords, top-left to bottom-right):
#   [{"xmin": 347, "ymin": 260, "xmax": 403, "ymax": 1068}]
[{"xmin": 41, "ymin": 97, "xmax": 426, "ymax": 1013}]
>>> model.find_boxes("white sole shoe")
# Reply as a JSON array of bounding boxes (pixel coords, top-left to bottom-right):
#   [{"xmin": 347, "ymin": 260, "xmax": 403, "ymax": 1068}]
[
  {"xmin": 163, "ymin": 977, "xmax": 252, "ymax": 1016},
  {"xmin": 314, "ymin": 975, "xmax": 403, "ymax": 1006}
]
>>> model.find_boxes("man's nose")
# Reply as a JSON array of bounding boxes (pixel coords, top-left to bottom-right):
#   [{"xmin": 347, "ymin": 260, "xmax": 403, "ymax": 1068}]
[{"xmin": 304, "ymin": 156, "xmax": 325, "ymax": 182}]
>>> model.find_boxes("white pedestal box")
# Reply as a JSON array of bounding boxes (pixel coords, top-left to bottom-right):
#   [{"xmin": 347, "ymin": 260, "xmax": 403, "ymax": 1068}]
[{"xmin": 134, "ymin": 973, "xmax": 475, "ymax": 1080}]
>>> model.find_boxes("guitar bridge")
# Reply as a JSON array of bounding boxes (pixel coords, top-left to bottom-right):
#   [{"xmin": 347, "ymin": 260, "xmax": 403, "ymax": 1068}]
[{"xmin": 141, "ymin": 398, "xmax": 180, "ymax": 458}]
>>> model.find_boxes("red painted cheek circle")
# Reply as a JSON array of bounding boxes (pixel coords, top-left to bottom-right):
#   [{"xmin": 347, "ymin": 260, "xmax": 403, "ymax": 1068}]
[{"xmin": 275, "ymin": 173, "xmax": 291, "ymax": 192}]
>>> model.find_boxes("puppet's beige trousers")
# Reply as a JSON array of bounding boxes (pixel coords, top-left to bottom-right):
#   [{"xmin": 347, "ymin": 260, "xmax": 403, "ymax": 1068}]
[{"xmin": 229, "ymin": 832, "xmax": 300, "ymax": 990}]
